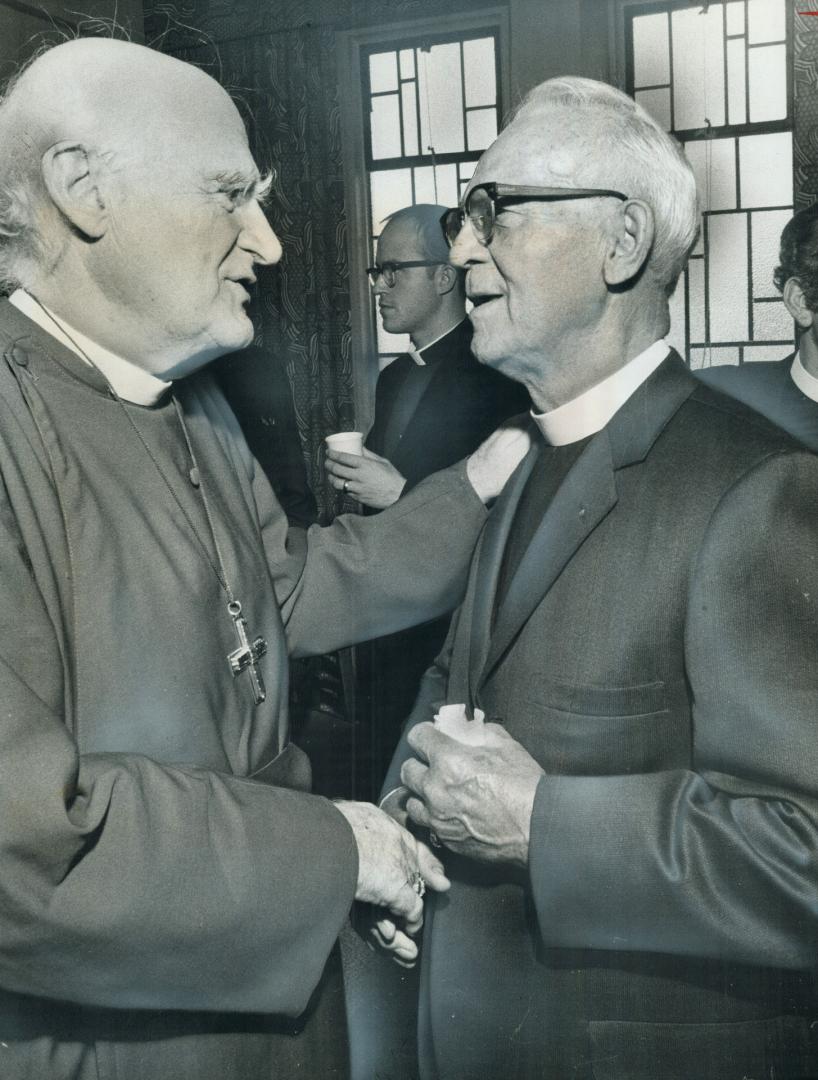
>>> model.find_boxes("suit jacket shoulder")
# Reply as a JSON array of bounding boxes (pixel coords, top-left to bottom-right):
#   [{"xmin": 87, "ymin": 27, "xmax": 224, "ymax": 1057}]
[{"xmin": 695, "ymin": 355, "xmax": 818, "ymax": 452}]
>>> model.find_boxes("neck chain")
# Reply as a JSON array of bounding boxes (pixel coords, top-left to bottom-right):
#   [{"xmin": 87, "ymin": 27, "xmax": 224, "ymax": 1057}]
[{"xmin": 27, "ymin": 295, "xmax": 268, "ymax": 706}]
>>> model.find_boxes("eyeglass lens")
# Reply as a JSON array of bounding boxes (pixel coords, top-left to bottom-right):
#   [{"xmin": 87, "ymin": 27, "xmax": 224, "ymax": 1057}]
[
  {"xmin": 442, "ymin": 189, "xmax": 494, "ymax": 247},
  {"xmin": 368, "ymin": 265, "xmax": 396, "ymax": 286}
]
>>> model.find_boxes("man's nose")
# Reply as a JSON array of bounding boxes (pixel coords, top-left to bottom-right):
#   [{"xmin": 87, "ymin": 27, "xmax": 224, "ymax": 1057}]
[
  {"xmin": 240, "ymin": 200, "xmax": 283, "ymax": 266},
  {"xmin": 448, "ymin": 217, "xmax": 485, "ymax": 269},
  {"xmin": 372, "ymin": 274, "xmax": 389, "ymax": 296}
]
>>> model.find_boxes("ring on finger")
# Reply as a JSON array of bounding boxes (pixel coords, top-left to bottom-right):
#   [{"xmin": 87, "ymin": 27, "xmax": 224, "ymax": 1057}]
[
  {"xmin": 343, "ymin": 479, "xmax": 350, "ymax": 493},
  {"xmin": 428, "ymin": 831, "xmax": 442, "ymax": 848},
  {"xmin": 407, "ymin": 870, "xmax": 426, "ymax": 898}
]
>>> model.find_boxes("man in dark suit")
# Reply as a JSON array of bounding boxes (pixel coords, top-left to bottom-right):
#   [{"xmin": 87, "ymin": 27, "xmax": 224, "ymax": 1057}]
[
  {"xmin": 372, "ymin": 77, "xmax": 818, "ymax": 1079},
  {"xmin": 327, "ymin": 204, "xmax": 527, "ymax": 794},
  {"xmin": 697, "ymin": 202, "xmax": 818, "ymax": 451}
]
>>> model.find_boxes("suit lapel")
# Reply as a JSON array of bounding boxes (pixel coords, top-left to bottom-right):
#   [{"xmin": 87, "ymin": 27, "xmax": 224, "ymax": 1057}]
[
  {"xmin": 479, "ymin": 434, "xmax": 617, "ymax": 686},
  {"xmin": 389, "ymin": 358, "xmax": 451, "ymax": 469},
  {"xmin": 466, "ymin": 441, "xmax": 538, "ymax": 698},
  {"xmin": 473, "ymin": 351, "xmax": 697, "ymax": 691}
]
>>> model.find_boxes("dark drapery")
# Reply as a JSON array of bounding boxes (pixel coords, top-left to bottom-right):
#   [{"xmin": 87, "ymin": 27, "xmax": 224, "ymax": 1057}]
[{"xmin": 170, "ymin": 25, "xmax": 354, "ymax": 518}]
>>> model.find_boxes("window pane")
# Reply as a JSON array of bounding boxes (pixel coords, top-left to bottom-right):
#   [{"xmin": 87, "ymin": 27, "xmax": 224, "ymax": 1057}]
[
  {"xmin": 690, "ymin": 346, "xmax": 740, "ymax": 369},
  {"xmin": 708, "ymin": 212, "xmax": 749, "ymax": 342},
  {"xmin": 458, "ymin": 160, "xmax": 477, "ymax": 186},
  {"xmin": 747, "ymin": 0, "xmax": 785, "ymax": 44},
  {"xmin": 688, "ymin": 258, "xmax": 706, "ymax": 343},
  {"xmin": 431, "ymin": 163, "xmax": 459, "ymax": 209},
  {"xmin": 466, "ymin": 107, "xmax": 497, "ymax": 151},
  {"xmin": 463, "ymin": 37, "xmax": 496, "ymax": 107},
  {"xmin": 370, "ymin": 169, "xmax": 413, "ymax": 232},
  {"xmin": 753, "ymin": 300, "xmax": 792, "ymax": 340},
  {"xmin": 399, "ymin": 49, "xmax": 415, "ymax": 79},
  {"xmin": 743, "ymin": 343, "xmax": 792, "ymax": 362},
  {"xmin": 401, "ymin": 83, "xmax": 419, "ymax": 156},
  {"xmin": 369, "ymin": 51, "xmax": 398, "ymax": 93},
  {"xmin": 748, "ymin": 44, "xmax": 787, "ymax": 123},
  {"xmin": 739, "ymin": 132, "xmax": 792, "ymax": 207},
  {"xmin": 632, "ymin": 12, "xmax": 670, "ymax": 88},
  {"xmin": 672, "ymin": 5, "xmax": 726, "ymax": 130},
  {"xmin": 370, "ymin": 95, "xmax": 402, "ymax": 159},
  {"xmin": 684, "ymin": 138, "xmax": 736, "ymax": 212},
  {"xmin": 635, "ymin": 88, "xmax": 671, "ymax": 130},
  {"xmin": 418, "ymin": 43, "xmax": 465, "ymax": 154},
  {"xmin": 726, "ymin": 38, "xmax": 746, "ymax": 125},
  {"xmin": 667, "ymin": 275, "xmax": 687, "ymax": 357},
  {"xmin": 725, "ymin": 1, "xmax": 744, "ymax": 35},
  {"xmin": 413, "ymin": 166, "xmax": 439, "ymax": 204},
  {"xmin": 751, "ymin": 209, "xmax": 790, "ymax": 296}
]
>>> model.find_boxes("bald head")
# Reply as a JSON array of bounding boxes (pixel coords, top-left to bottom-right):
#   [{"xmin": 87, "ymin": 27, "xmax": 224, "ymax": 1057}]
[
  {"xmin": 3, "ymin": 38, "xmax": 232, "ymax": 156},
  {"xmin": 0, "ymin": 38, "xmax": 281, "ymax": 375},
  {"xmin": 0, "ymin": 40, "xmax": 243, "ymax": 284}
]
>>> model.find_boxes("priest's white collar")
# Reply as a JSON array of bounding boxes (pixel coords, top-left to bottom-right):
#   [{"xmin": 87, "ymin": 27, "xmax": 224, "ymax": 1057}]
[
  {"xmin": 531, "ymin": 338, "xmax": 671, "ymax": 446},
  {"xmin": 407, "ymin": 318, "xmax": 466, "ymax": 366},
  {"xmin": 9, "ymin": 289, "xmax": 172, "ymax": 406},
  {"xmin": 790, "ymin": 351, "xmax": 818, "ymax": 404}
]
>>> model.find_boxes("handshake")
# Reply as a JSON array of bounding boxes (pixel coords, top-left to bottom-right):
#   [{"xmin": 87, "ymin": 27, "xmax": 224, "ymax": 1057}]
[{"xmin": 334, "ymin": 799, "xmax": 448, "ymax": 967}]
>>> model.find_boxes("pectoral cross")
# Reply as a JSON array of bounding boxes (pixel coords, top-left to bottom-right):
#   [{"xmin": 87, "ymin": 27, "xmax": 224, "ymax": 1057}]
[{"xmin": 227, "ymin": 601, "xmax": 267, "ymax": 705}]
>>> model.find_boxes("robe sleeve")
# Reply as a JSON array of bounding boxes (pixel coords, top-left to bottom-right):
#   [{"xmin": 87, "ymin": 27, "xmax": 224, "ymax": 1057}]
[
  {"xmin": 257, "ymin": 458, "xmax": 487, "ymax": 658},
  {"xmin": 0, "ymin": 477, "xmax": 358, "ymax": 1015},
  {"xmin": 527, "ymin": 450, "xmax": 818, "ymax": 970}
]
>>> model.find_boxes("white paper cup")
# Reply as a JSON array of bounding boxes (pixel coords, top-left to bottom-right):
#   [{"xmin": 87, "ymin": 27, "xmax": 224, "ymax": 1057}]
[{"xmin": 325, "ymin": 431, "xmax": 364, "ymax": 455}]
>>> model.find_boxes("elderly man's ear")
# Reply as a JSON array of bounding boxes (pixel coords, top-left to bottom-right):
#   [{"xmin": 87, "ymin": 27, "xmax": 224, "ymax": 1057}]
[
  {"xmin": 603, "ymin": 199, "xmax": 654, "ymax": 288},
  {"xmin": 42, "ymin": 142, "xmax": 107, "ymax": 240},
  {"xmin": 782, "ymin": 277, "xmax": 815, "ymax": 331}
]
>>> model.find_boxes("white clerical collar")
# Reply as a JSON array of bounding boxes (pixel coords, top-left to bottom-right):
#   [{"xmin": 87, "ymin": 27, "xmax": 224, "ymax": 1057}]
[
  {"xmin": 407, "ymin": 318, "xmax": 465, "ymax": 366},
  {"xmin": 790, "ymin": 351, "xmax": 818, "ymax": 405},
  {"xmin": 9, "ymin": 289, "xmax": 171, "ymax": 406},
  {"xmin": 531, "ymin": 338, "xmax": 671, "ymax": 446}
]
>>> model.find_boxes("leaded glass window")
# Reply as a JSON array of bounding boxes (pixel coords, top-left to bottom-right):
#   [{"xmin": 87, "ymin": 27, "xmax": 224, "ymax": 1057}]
[
  {"xmin": 627, "ymin": 0, "xmax": 794, "ymax": 367},
  {"xmin": 363, "ymin": 31, "xmax": 501, "ymax": 360}
]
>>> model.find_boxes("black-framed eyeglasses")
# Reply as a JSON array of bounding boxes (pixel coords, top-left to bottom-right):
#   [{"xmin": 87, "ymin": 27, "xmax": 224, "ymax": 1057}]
[
  {"xmin": 440, "ymin": 182, "xmax": 630, "ymax": 248},
  {"xmin": 366, "ymin": 260, "xmax": 442, "ymax": 287}
]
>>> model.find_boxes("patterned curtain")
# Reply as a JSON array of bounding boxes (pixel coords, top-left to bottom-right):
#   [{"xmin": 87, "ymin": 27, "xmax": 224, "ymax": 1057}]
[
  {"xmin": 794, "ymin": 10, "xmax": 818, "ymax": 212},
  {"xmin": 168, "ymin": 27, "xmax": 352, "ymax": 518}
]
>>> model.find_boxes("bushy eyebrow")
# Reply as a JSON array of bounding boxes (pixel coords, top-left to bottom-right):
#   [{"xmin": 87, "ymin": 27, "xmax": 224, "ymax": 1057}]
[{"xmin": 208, "ymin": 169, "xmax": 275, "ymax": 205}]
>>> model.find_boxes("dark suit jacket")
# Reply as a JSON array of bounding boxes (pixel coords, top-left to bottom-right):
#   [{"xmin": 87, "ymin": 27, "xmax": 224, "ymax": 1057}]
[
  {"xmin": 358, "ymin": 320, "xmax": 529, "ymax": 797},
  {"xmin": 696, "ymin": 353, "xmax": 818, "ymax": 453},
  {"xmin": 365, "ymin": 319, "xmax": 530, "ymax": 489},
  {"xmin": 385, "ymin": 353, "xmax": 818, "ymax": 1080}
]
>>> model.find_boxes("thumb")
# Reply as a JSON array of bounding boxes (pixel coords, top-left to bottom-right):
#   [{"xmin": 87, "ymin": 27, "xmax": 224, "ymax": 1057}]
[{"xmin": 417, "ymin": 841, "xmax": 450, "ymax": 892}]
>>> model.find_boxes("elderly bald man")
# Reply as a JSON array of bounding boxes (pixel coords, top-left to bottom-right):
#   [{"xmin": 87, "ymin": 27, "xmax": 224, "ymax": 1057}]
[
  {"xmin": 0, "ymin": 37, "xmax": 529, "ymax": 1080},
  {"xmin": 379, "ymin": 77, "xmax": 818, "ymax": 1079}
]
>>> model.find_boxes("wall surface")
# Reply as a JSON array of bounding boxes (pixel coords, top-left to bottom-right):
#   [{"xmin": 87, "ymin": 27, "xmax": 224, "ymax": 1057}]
[{"xmin": 0, "ymin": 0, "xmax": 144, "ymax": 82}]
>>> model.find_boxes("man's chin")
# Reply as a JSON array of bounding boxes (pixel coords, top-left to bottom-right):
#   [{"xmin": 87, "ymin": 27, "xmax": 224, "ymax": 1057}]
[{"xmin": 218, "ymin": 314, "xmax": 255, "ymax": 353}]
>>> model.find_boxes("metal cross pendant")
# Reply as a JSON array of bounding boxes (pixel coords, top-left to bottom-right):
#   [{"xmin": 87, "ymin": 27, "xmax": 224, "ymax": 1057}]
[{"xmin": 226, "ymin": 600, "xmax": 268, "ymax": 705}]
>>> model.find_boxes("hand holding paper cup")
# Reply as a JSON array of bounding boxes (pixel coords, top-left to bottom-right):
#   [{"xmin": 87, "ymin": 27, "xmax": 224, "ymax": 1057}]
[
  {"xmin": 433, "ymin": 703, "xmax": 488, "ymax": 746},
  {"xmin": 325, "ymin": 431, "xmax": 364, "ymax": 456}
]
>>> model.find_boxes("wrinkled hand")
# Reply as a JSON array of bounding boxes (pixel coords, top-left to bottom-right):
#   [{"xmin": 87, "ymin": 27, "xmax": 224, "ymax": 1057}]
[
  {"xmin": 400, "ymin": 723, "xmax": 544, "ymax": 868},
  {"xmin": 334, "ymin": 800, "xmax": 449, "ymax": 933},
  {"xmin": 361, "ymin": 790, "xmax": 448, "ymax": 967},
  {"xmin": 466, "ymin": 415, "xmax": 532, "ymax": 505},
  {"xmin": 325, "ymin": 448, "xmax": 407, "ymax": 509}
]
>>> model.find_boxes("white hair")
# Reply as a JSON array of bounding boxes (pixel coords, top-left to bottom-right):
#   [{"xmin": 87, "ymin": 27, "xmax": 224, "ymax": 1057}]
[
  {"xmin": 514, "ymin": 76, "xmax": 700, "ymax": 294},
  {"xmin": 0, "ymin": 57, "xmax": 44, "ymax": 292}
]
